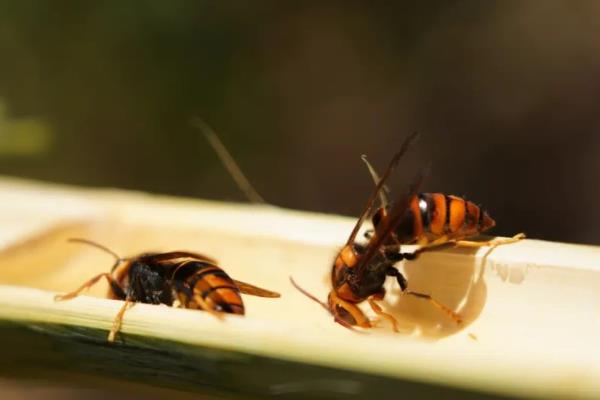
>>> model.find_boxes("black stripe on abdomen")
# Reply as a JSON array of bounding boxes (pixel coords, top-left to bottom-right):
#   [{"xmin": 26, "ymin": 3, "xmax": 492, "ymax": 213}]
[
  {"xmin": 444, "ymin": 194, "xmax": 452, "ymax": 233},
  {"xmin": 418, "ymin": 193, "xmax": 434, "ymax": 233},
  {"xmin": 187, "ymin": 268, "xmax": 230, "ymax": 290}
]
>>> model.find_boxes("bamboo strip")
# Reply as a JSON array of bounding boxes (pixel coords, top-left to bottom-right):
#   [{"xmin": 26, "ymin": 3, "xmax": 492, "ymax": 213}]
[{"xmin": 0, "ymin": 176, "xmax": 599, "ymax": 399}]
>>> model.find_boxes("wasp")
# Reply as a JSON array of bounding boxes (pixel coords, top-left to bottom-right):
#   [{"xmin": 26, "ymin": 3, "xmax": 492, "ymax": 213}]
[
  {"xmin": 55, "ymin": 239, "xmax": 280, "ymax": 342},
  {"xmin": 292, "ymin": 133, "xmax": 524, "ymax": 331}
]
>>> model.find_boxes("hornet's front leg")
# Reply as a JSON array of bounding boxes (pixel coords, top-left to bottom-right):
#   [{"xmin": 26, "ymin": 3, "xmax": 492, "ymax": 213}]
[
  {"xmin": 55, "ymin": 273, "xmax": 126, "ymax": 301},
  {"xmin": 367, "ymin": 289, "xmax": 401, "ymax": 332},
  {"xmin": 328, "ymin": 290, "xmax": 371, "ymax": 330}
]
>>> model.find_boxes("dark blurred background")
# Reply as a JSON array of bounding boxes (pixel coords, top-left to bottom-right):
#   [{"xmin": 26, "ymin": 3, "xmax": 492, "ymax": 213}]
[{"xmin": 0, "ymin": 1, "xmax": 598, "ymax": 244}]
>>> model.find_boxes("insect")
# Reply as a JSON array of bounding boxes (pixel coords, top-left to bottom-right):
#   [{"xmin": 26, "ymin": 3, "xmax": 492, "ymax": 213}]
[
  {"xmin": 55, "ymin": 238, "xmax": 280, "ymax": 342},
  {"xmin": 292, "ymin": 132, "xmax": 524, "ymax": 331},
  {"xmin": 361, "ymin": 152, "xmax": 525, "ymax": 250}
]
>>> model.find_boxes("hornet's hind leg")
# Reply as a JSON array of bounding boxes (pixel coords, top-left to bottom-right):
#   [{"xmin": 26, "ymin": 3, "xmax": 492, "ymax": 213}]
[
  {"xmin": 191, "ymin": 293, "xmax": 228, "ymax": 320},
  {"xmin": 455, "ymin": 233, "xmax": 526, "ymax": 248},
  {"xmin": 381, "ymin": 232, "xmax": 525, "ymax": 263}
]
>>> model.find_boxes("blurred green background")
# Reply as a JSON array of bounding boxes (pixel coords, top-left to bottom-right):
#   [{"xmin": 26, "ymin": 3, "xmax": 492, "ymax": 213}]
[{"xmin": 0, "ymin": 1, "xmax": 598, "ymax": 244}]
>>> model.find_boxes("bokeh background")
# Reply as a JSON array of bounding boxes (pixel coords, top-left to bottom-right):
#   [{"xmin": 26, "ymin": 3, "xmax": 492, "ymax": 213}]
[{"xmin": 0, "ymin": 1, "xmax": 598, "ymax": 244}]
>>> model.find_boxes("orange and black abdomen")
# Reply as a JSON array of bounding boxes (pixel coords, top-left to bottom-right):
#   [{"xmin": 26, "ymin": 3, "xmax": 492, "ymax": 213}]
[
  {"xmin": 376, "ymin": 193, "xmax": 496, "ymax": 244},
  {"xmin": 172, "ymin": 261, "xmax": 245, "ymax": 315}
]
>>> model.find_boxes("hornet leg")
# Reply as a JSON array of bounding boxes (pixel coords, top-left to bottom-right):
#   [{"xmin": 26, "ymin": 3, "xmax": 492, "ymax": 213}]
[
  {"xmin": 367, "ymin": 290, "xmax": 400, "ymax": 332},
  {"xmin": 328, "ymin": 290, "xmax": 371, "ymax": 329},
  {"xmin": 191, "ymin": 291, "xmax": 226, "ymax": 320},
  {"xmin": 108, "ymin": 299, "xmax": 134, "ymax": 343},
  {"xmin": 455, "ymin": 233, "xmax": 526, "ymax": 248},
  {"xmin": 55, "ymin": 273, "xmax": 126, "ymax": 301},
  {"xmin": 382, "ymin": 232, "xmax": 522, "ymax": 262},
  {"xmin": 381, "ymin": 242, "xmax": 452, "ymax": 262},
  {"xmin": 386, "ymin": 267, "xmax": 462, "ymax": 324}
]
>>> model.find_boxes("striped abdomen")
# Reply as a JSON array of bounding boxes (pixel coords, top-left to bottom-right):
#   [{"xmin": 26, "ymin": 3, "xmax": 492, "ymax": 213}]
[
  {"xmin": 375, "ymin": 193, "xmax": 496, "ymax": 245},
  {"xmin": 172, "ymin": 261, "xmax": 244, "ymax": 315}
]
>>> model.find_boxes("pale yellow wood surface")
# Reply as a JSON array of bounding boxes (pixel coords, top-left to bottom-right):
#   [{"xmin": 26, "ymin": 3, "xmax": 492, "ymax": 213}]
[{"xmin": 0, "ymin": 176, "xmax": 599, "ymax": 399}]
